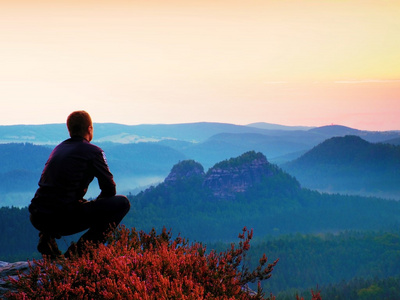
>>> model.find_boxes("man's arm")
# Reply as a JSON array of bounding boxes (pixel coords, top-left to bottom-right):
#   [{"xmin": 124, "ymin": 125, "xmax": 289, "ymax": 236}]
[{"xmin": 93, "ymin": 150, "xmax": 116, "ymax": 198}]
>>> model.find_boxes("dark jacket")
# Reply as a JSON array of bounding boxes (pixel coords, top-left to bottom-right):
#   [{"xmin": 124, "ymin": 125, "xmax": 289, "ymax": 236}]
[{"xmin": 30, "ymin": 136, "xmax": 116, "ymax": 214}]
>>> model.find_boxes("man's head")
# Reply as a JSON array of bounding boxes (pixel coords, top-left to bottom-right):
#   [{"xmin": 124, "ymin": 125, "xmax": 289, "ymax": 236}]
[{"xmin": 67, "ymin": 111, "xmax": 93, "ymax": 141}]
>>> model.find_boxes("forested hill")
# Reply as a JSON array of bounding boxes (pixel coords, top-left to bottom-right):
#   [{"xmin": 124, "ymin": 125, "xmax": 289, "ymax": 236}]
[
  {"xmin": 281, "ymin": 135, "xmax": 400, "ymax": 199},
  {"xmin": 162, "ymin": 151, "xmax": 300, "ymax": 201},
  {"xmin": 0, "ymin": 143, "xmax": 51, "ymax": 200},
  {"xmin": 126, "ymin": 151, "xmax": 400, "ymax": 242}
]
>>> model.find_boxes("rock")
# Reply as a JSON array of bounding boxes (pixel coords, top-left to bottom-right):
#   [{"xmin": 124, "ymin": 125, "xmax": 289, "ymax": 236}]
[
  {"xmin": 157, "ymin": 151, "xmax": 288, "ymax": 201},
  {"xmin": 164, "ymin": 160, "xmax": 205, "ymax": 184},
  {"xmin": 161, "ymin": 151, "xmax": 285, "ymax": 201},
  {"xmin": 0, "ymin": 261, "xmax": 31, "ymax": 299},
  {"xmin": 203, "ymin": 151, "xmax": 274, "ymax": 200}
]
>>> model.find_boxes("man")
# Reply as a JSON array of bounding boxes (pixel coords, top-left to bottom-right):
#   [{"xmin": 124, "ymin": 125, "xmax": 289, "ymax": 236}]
[{"xmin": 29, "ymin": 111, "xmax": 130, "ymax": 258}]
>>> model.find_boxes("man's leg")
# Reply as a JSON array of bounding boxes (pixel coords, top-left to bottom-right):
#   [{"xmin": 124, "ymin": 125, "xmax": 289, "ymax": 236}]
[
  {"xmin": 30, "ymin": 211, "xmax": 63, "ymax": 258},
  {"xmin": 64, "ymin": 195, "xmax": 130, "ymax": 257},
  {"xmin": 79, "ymin": 195, "xmax": 131, "ymax": 243},
  {"xmin": 37, "ymin": 232, "xmax": 62, "ymax": 258}
]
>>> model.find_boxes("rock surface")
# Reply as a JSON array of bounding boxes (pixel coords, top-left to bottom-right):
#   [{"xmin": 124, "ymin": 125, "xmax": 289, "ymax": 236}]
[
  {"xmin": 0, "ymin": 260, "xmax": 32, "ymax": 298},
  {"xmin": 164, "ymin": 160, "xmax": 205, "ymax": 184},
  {"xmin": 162, "ymin": 151, "xmax": 277, "ymax": 200},
  {"xmin": 203, "ymin": 151, "xmax": 274, "ymax": 200}
]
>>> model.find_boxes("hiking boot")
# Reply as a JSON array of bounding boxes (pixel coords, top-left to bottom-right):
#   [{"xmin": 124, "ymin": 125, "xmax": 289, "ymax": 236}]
[{"xmin": 37, "ymin": 232, "xmax": 62, "ymax": 259}]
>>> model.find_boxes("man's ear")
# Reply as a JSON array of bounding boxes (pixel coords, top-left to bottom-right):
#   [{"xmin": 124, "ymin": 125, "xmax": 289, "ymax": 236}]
[{"xmin": 86, "ymin": 125, "xmax": 94, "ymax": 141}]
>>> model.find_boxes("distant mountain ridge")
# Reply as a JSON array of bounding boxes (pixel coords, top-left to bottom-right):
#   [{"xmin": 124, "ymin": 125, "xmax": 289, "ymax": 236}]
[
  {"xmin": 308, "ymin": 125, "xmax": 400, "ymax": 143},
  {"xmin": 1, "ymin": 123, "xmax": 400, "ymax": 207},
  {"xmin": 1, "ymin": 122, "xmax": 399, "ymax": 145},
  {"xmin": 1, "ymin": 123, "xmax": 399, "ymax": 169},
  {"xmin": 246, "ymin": 122, "xmax": 314, "ymax": 131},
  {"xmin": 0, "ymin": 122, "xmax": 269, "ymax": 144},
  {"xmin": 282, "ymin": 135, "xmax": 400, "ymax": 199}
]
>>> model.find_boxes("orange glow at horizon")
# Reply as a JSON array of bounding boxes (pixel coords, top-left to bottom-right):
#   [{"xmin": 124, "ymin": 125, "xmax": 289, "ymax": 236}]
[{"xmin": 1, "ymin": 0, "xmax": 399, "ymax": 131}]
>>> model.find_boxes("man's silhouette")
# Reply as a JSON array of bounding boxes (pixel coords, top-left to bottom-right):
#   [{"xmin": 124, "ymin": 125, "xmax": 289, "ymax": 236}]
[{"xmin": 29, "ymin": 111, "xmax": 130, "ymax": 258}]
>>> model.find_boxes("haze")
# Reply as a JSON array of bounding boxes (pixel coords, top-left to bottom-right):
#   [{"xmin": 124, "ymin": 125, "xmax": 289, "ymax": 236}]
[{"xmin": 1, "ymin": 0, "xmax": 399, "ymax": 131}]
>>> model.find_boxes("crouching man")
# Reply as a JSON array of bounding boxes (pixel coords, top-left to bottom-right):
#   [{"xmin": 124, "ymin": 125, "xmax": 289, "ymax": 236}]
[{"xmin": 29, "ymin": 110, "xmax": 130, "ymax": 258}]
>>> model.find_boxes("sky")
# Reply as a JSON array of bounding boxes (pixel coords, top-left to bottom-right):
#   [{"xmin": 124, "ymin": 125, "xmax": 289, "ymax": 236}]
[{"xmin": 1, "ymin": 0, "xmax": 400, "ymax": 131}]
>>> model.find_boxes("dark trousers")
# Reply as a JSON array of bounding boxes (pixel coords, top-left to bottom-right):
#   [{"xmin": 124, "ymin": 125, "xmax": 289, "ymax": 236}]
[{"xmin": 30, "ymin": 195, "xmax": 130, "ymax": 247}]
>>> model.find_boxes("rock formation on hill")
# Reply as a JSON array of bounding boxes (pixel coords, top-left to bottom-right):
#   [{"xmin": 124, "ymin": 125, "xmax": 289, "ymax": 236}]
[
  {"xmin": 162, "ymin": 151, "xmax": 278, "ymax": 200},
  {"xmin": 164, "ymin": 160, "xmax": 205, "ymax": 184},
  {"xmin": 203, "ymin": 151, "xmax": 275, "ymax": 200}
]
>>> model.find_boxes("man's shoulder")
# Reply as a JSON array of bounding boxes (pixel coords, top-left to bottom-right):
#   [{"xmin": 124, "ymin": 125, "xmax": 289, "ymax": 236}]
[
  {"xmin": 65, "ymin": 137, "xmax": 104, "ymax": 153},
  {"xmin": 82, "ymin": 140, "xmax": 103, "ymax": 153}
]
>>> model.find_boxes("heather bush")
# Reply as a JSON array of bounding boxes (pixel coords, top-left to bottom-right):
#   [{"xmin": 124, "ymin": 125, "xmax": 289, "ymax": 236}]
[
  {"xmin": 296, "ymin": 289, "xmax": 322, "ymax": 300},
  {"xmin": 6, "ymin": 226, "xmax": 279, "ymax": 299}
]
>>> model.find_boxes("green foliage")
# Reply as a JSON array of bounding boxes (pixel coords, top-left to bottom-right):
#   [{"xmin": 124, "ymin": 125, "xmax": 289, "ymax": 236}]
[
  {"xmin": 126, "ymin": 177, "xmax": 400, "ymax": 242},
  {"xmin": 169, "ymin": 159, "xmax": 204, "ymax": 176},
  {"xmin": 318, "ymin": 276, "xmax": 400, "ymax": 300},
  {"xmin": 0, "ymin": 207, "xmax": 40, "ymax": 262},
  {"xmin": 242, "ymin": 231, "xmax": 400, "ymax": 296},
  {"xmin": 210, "ymin": 151, "xmax": 267, "ymax": 170}
]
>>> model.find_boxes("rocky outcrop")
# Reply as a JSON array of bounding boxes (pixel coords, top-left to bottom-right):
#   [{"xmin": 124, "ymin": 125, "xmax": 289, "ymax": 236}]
[
  {"xmin": 160, "ymin": 151, "xmax": 283, "ymax": 201},
  {"xmin": 164, "ymin": 160, "xmax": 205, "ymax": 185},
  {"xmin": 203, "ymin": 151, "xmax": 275, "ymax": 200},
  {"xmin": 163, "ymin": 151, "xmax": 277, "ymax": 200},
  {"xmin": 0, "ymin": 261, "xmax": 31, "ymax": 298}
]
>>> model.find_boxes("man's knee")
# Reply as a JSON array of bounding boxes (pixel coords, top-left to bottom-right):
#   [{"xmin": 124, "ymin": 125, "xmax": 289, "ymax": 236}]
[
  {"xmin": 115, "ymin": 195, "xmax": 130, "ymax": 215},
  {"xmin": 102, "ymin": 195, "xmax": 130, "ymax": 214},
  {"xmin": 92, "ymin": 195, "xmax": 130, "ymax": 218}
]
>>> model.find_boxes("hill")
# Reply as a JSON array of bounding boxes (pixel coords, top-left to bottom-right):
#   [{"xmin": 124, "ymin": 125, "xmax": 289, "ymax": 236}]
[
  {"xmin": 125, "ymin": 151, "xmax": 400, "ymax": 241},
  {"xmin": 246, "ymin": 122, "xmax": 314, "ymax": 131},
  {"xmin": 308, "ymin": 125, "xmax": 400, "ymax": 143},
  {"xmin": 0, "ymin": 143, "xmax": 52, "ymax": 174},
  {"xmin": 281, "ymin": 135, "xmax": 400, "ymax": 199},
  {"xmin": 182, "ymin": 132, "xmax": 315, "ymax": 168},
  {"xmin": 0, "ymin": 144, "xmax": 52, "ymax": 206},
  {"xmin": 384, "ymin": 137, "xmax": 400, "ymax": 145}
]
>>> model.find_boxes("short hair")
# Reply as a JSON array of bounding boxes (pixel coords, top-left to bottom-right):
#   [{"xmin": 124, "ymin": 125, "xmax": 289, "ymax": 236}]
[{"xmin": 67, "ymin": 111, "xmax": 92, "ymax": 137}]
